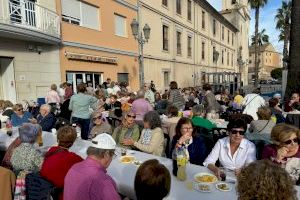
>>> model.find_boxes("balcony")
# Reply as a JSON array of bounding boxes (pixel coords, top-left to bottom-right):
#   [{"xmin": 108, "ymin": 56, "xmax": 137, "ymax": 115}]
[{"xmin": 0, "ymin": 0, "xmax": 60, "ymax": 44}]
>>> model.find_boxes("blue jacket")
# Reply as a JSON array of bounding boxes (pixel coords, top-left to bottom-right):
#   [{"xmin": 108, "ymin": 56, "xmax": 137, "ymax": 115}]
[
  {"xmin": 37, "ymin": 113, "xmax": 56, "ymax": 132},
  {"xmin": 171, "ymin": 135, "xmax": 208, "ymax": 166},
  {"xmin": 11, "ymin": 111, "xmax": 33, "ymax": 127}
]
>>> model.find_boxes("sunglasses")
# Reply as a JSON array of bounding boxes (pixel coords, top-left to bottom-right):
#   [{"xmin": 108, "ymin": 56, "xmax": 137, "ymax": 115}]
[
  {"xmin": 283, "ymin": 138, "xmax": 299, "ymax": 145},
  {"xmin": 17, "ymin": 109, "xmax": 23, "ymax": 111},
  {"xmin": 92, "ymin": 116, "xmax": 102, "ymax": 121},
  {"xmin": 127, "ymin": 114, "xmax": 136, "ymax": 119},
  {"xmin": 231, "ymin": 129, "xmax": 245, "ymax": 135}
]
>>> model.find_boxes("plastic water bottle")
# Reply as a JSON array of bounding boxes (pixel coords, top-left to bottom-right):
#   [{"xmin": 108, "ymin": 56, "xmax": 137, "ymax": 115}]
[
  {"xmin": 176, "ymin": 147, "xmax": 188, "ymax": 181},
  {"xmin": 72, "ymin": 124, "xmax": 81, "ymax": 138}
]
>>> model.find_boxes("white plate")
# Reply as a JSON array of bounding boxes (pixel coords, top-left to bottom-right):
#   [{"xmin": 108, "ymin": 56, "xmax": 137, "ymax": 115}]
[
  {"xmin": 119, "ymin": 155, "xmax": 135, "ymax": 164},
  {"xmin": 215, "ymin": 182, "xmax": 232, "ymax": 192},
  {"xmin": 194, "ymin": 172, "xmax": 218, "ymax": 183},
  {"xmin": 193, "ymin": 181, "xmax": 214, "ymax": 193}
]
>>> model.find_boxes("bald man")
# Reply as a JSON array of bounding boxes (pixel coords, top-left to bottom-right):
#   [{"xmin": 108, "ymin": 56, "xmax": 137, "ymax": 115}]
[{"xmin": 30, "ymin": 104, "xmax": 56, "ymax": 131}]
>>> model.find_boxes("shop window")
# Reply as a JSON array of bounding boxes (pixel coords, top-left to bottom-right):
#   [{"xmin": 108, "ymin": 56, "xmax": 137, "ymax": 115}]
[{"xmin": 117, "ymin": 73, "xmax": 129, "ymax": 83}]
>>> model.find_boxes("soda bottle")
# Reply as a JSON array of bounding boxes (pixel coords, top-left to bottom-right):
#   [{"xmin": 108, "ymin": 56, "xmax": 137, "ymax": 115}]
[{"xmin": 176, "ymin": 147, "xmax": 188, "ymax": 181}]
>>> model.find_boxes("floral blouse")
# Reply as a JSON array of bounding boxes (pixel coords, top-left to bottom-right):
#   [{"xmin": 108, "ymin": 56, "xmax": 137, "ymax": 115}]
[{"xmin": 10, "ymin": 143, "xmax": 43, "ymax": 173}]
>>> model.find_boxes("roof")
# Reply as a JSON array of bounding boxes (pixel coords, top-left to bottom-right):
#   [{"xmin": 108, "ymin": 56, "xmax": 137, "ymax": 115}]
[
  {"xmin": 195, "ymin": 0, "xmax": 239, "ymax": 33},
  {"xmin": 249, "ymin": 43, "xmax": 279, "ymax": 53}
]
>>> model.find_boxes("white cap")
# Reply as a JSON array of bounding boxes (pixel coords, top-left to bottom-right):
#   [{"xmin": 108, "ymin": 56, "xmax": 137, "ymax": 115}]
[{"xmin": 91, "ymin": 133, "xmax": 116, "ymax": 150}]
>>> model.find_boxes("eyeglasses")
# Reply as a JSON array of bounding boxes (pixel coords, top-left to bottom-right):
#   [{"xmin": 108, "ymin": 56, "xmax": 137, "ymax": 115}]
[
  {"xmin": 17, "ymin": 109, "xmax": 23, "ymax": 112},
  {"xmin": 92, "ymin": 116, "xmax": 102, "ymax": 121},
  {"xmin": 283, "ymin": 138, "xmax": 299, "ymax": 145},
  {"xmin": 181, "ymin": 127, "xmax": 193, "ymax": 131},
  {"xmin": 127, "ymin": 114, "xmax": 136, "ymax": 119},
  {"xmin": 231, "ymin": 129, "xmax": 245, "ymax": 135}
]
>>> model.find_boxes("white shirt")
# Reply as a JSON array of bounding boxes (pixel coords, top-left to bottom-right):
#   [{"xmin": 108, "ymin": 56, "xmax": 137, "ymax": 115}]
[
  {"xmin": 203, "ymin": 137, "xmax": 256, "ymax": 170},
  {"xmin": 242, "ymin": 93, "xmax": 265, "ymax": 120}
]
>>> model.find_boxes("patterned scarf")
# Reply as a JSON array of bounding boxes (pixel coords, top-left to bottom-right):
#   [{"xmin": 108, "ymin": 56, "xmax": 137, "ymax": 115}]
[{"xmin": 141, "ymin": 129, "xmax": 152, "ymax": 145}]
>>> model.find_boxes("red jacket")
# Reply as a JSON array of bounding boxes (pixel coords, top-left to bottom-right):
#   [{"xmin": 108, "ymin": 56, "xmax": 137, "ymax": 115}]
[{"xmin": 40, "ymin": 146, "xmax": 83, "ymax": 199}]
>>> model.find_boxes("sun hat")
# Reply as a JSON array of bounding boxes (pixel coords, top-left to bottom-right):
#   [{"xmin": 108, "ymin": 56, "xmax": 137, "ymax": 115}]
[{"xmin": 91, "ymin": 133, "xmax": 116, "ymax": 149}]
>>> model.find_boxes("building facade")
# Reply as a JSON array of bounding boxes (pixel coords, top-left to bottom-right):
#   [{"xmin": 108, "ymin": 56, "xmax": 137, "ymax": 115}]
[
  {"xmin": 139, "ymin": 0, "xmax": 250, "ymax": 92},
  {"xmin": 57, "ymin": 0, "xmax": 139, "ymax": 92},
  {"xmin": 0, "ymin": 0, "xmax": 61, "ymax": 103},
  {"xmin": 248, "ymin": 43, "xmax": 282, "ymax": 81}
]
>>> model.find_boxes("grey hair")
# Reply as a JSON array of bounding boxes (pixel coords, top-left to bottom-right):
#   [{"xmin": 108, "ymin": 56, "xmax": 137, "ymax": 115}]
[
  {"xmin": 40, "ymin": 104, "xmax": 51, "ymax": 112},
  {"xmin": 192, "ymin": 105, "xmax": 206, "ymax": 116},
  {"xmin": 18, "ymin": 123, "xmax": 42, "ymax": 143},
  {"xmin": 143, "ymin": 111, "xmax": 161, "ymax": 129},
  {"xmin": 86, "ymin": 146, "xmax": 114, "ymax": 158},
  {"xmin": 137, "ymin": 90, "xmax": 145, "ymax": 99}
]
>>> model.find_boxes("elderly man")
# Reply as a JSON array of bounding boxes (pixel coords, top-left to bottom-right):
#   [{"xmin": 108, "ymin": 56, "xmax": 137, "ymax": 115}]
[
  {"xmin": 191, "ymin": 105, "xmax": 217, "ymax": 131},
  {"xmin": 30, "ymin": 104, "xmax": 56, "ymax": 132},
  {"xmin": 144, "ymin": 83, "xmax": 155, "ymax": 107},
  {"xmin": 64, "ymin": 133, "xmax": 120, "ymax": 200}
]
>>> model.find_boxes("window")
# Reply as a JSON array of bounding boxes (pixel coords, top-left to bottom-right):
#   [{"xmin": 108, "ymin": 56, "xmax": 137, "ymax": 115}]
[
  {"xmin": 213, "ymin": 19, "xmax": 216, "ymax": 35},
  {"xmin": 62, "ymin": 0, "xmax": 99, "ymax": 30},
  {"xmin": 202, "ymin": 11, "xmax": 205, "ymax": 29},
  {"xmin": 115, "ymin": 14, "xmax": 127, "ymax": 37},
  {"xmin": 163, "ymin": 71, "xmax": 170, "ymax": 88},
  {"xmin": 213, "ymin": 46, "xmax": 216, "ymax": 63},
  {"xmin": 117, "ymin": 73, "xmax": 129, "ymax": 83},
  {"xmin": 222, "ymin": 26, "xmax": 224, "ymax": 40},
  {"xmin": 231, "ymin": 53, "xmax": 233, "ymax": 66},
  {"xmin": 187, "ymin": 36, "xmax": 192, "ymax": 57},
  {"xmin": 176, "ymin": 0, "xmax": 181, "ymax": 15},
  {"xmin": 221, "ymin": 50, "xmax": 224, "ymax": 64},
  {"xmin": 162, "ymin": 0, "xmax": 168, "ymax": 7},
  {"xmin": 201, "ymin": 42, "xmax": 205, "ymax": 60},
  {"xmin": 227, "ymin": 52, "xmax": 230, "ymax": 65},
  {"xmin": 232, "ymin": 32, "xmax": 234, "ymax": 45},
  {"xmin": 163, "ymin": 25, "xmax": 169, "ymax": 51},
  {"xmin": 187, "ymin": 0, "xmax": 192, "ymax": 21},
  {"xmin": 176, "ymin": 31, "xmax": 182, "ymax": 55},
  {"xmin": 231, "ymin": 0, "xmax": 236, "ymax": 4},
  {"xmin": 227, "ymin": 30, "xmax": 230, "ymax": 43}
]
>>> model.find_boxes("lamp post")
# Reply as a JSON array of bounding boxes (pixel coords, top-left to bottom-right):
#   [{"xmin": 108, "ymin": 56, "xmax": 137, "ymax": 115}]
[{"xmin": 130, "ymin": 18, "xmax": 150, "ymax": 88}]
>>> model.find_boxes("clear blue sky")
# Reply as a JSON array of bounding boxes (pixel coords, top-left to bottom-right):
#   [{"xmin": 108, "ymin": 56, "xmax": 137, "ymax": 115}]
[{"xmin": 207, "ymin": 0, "xmax": 283, "ymax": 53}]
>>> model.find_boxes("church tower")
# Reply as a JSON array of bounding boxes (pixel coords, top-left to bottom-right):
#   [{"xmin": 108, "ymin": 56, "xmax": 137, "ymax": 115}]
[{"xmin": 221, "ymin": 0, "xmax": 251, "ymax": 86}]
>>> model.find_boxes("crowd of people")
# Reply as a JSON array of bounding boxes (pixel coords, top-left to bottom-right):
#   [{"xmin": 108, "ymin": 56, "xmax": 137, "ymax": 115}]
[{"xmin": 0, "ymin": 78, "xmax": 300, "ymax": 200}]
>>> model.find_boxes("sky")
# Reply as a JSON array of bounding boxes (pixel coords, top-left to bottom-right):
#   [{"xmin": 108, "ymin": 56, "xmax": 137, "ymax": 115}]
[{"xmin": 207, "ymin": 0, "xmax": 283, "ymax": 53}]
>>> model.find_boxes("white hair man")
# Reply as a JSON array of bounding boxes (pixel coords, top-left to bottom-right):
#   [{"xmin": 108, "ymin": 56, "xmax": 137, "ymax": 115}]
[
  {"xmin": 64, "ymin": 133, "xmax": 120, "ymax": 200},
  {"xmin": 30, "ymin": 104, "xmax": 56, "ymax": 132}
]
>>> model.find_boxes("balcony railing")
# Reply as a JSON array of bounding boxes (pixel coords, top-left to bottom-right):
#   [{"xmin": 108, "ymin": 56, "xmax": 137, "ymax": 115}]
[{"xmin": 0, "ymin": 0, "xmax": 60, "ymax": 38}]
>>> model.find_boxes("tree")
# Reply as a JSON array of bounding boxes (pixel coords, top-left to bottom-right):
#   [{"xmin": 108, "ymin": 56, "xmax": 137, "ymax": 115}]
[
  {"xmin": 270, "ymin": 68, "xmax": 282, "ymax": 80},
  {"xmin": 249, "ymin": 0, "xmax": 269, "ymax": 87},
  {"xmin": 275, "ymin": 0, "xmax": 292, "ymax": 69},
  {"xmin": 285, "ymin": 0, "xmax": 300, "ymax": 100},
  {"xmin": 251, "ymin": 29, "xmax": 269, "ymax": 46}
]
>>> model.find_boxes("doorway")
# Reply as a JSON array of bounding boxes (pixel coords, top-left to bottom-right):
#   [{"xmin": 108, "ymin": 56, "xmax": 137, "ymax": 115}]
[
  {"xmin": 0, "ymin": 57, "xmax": 17, "ymax": 103},
  {"xmin": 66, "ymin": 71, "xmax": 103, "ymax": 93}
]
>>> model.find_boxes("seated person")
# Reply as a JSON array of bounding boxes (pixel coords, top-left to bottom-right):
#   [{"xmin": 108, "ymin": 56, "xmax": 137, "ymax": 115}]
[
  {"xmin": 112, "ymin": 111, "xmax": 140, "ymax": 149},
  {"xmin": 184, "ymin": 96, "xmax": 197, "ymax": 110},
  {"xmin": 237, "ymin": 160, "xmax": 297, "ymax": 200},
  {"xmin": 171, "ymin": 117, "xmax": 207, "ymax": 166},
  {"xmin": 162, "ymin": 106, "xmax": 181, "ymax": 139},
  {"xmin": 104, "ymin": 94, "xmax": 122, "ymax": 118},
  {"xmin": 268, "ymin": 98, "xmax": 285, "ymax": 123},
  {"xmin": 123, "ymin": 111, "xmax": 164, "ymax": 156},
  {"xmin": 203, "ymin": 119, "xmax": 256, "ymax": 179},
  {"xmin": 191, "ymin": 105, "xmax": 217, "ymax": 131},
  {"xmin": 2, "ymin": 100, "xmax": 14, "ymax": 119},
  {"xmin": 40, "ymin": 126, "xmax": 83, "ymax": 200},
  {"xmin": 262, "ymin": 123, "xmax": 300, "ymax": 182},
  {"xmin": 135, "ymin": 159, "xmax": 171, "ymax": 200},
  {"xmin": 90, "ymin": 111, "xmax": 112, "ymax": 138},
  {"xmin": 30, "ymin": 104, "xmax": 56, "ymax": 132},
  {"xmin": 1, "ymin": 137, "xmax": 21, "ymax": 170},
  {"xmin": 154, "ymin": 93, "xmax": 169, "ymax": 115},
  {"xmin": 248, "ymin": 106, "xmax": 276, "ymax": 134},
  {"xmin": 11, "ymin": 104, "xmax": 33, "ymax": 127},
  {"xmin": 10, "ymin": 123, "xmax": 44, "ymax": 173}
]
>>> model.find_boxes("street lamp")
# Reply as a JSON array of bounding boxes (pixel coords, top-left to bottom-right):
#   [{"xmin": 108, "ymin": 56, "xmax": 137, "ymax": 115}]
[{"xmin": 130, "ymin": 18, "xmax": 151, "ymax": 87}]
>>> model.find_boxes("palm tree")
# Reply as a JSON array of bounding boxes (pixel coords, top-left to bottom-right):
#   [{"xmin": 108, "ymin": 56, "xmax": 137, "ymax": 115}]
[
  {"xmin": 285, "ymin": 0, "xmax": 300, "ymax": 99},
  {"xmin": 249, "ymin": 0, "xmax": 268, "ymax": 87},
  {"xmin": 251, "ymin": 29, "xmax": 269, "ymax": 46},
  {"xmin": 275, "ymin": 0, "xmax": 292, "ymax": 69}
]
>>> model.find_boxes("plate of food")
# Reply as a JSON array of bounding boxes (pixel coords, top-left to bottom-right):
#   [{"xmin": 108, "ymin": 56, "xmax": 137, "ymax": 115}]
[
  {"xmin": 194, "ymin": 173, "xmax": 218, "ymax": 183},
  {"xmin": 119, "ymin": 155, "xmax": 135, "ymax": 164},
  {"xmin": 216, "ymin": 182, "xmax": 232, "ymax": 192},
  {"xmin": 193, "ymin": 182, "xmax": 214, "ymax": 193}
]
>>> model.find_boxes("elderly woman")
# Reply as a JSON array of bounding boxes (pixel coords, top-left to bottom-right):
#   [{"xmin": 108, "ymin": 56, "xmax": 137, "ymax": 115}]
[
  {"xmin": 203, "ymin": 119, "xmax": 256, "ymax": 179},
  {"xmin": 262, "ymin": 124, "xmax": 300, "ymax": 182},
  {"xmin": 191, "ymin": 104, "xmax": 217, "ymax": 131},
  {"xmin": 90, "ymin": 111, "xmax": 112, "ymax": 138},
  {"xmin": 11, "ymin": 103, "xmax": 33, "ymax": 127},
  {"xmin": 168, "ymin": 81, "xmax": 185, "ymax": 110},
  {"xmin": 69, "ymin": 83, "xmax": 98, "ymax": 140},
  {"xmin": 135, "ymin": 159, "xmax": 171, "ymax": 200},
  {"xmin": 248, "ymin": 106, "xmax": 276, "ymax": 134},
  {"xmin": 10, "ymin": 123, "xmax": 43, "ymax": 173},
  {"xmin": 171, "ymin": 117, "xmax": 207, "ymax": 166},
  {"xmin": 2, "ymin": 100, "xmax": 14, "ymax": 119},
  {"xmin": 40, "ymin": 126, "xmax": 83, "ymax": 200},
  {"xmin": 112, "ymin": 111, "xmax": 140, "ymax": 149},
  {"xmin": 237, "ymin": 160, "xmax": 297, "ymax": 200},
  {"xmin": 123, "ymin": 111, "xmax": 164, "ymax": 156}
]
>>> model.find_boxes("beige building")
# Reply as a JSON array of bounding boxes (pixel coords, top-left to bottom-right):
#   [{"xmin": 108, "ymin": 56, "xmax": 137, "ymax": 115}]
[
  {"xmin": 248, "ymin": 43, "xmax": 282, "ymax": 81},
  {"xmin": 139, "ymin": 0, "xmax": 250, "ymax": 92},
  {"xmin": 0, "ymin": 0, "xmax": 61, "ymax": 103}
]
